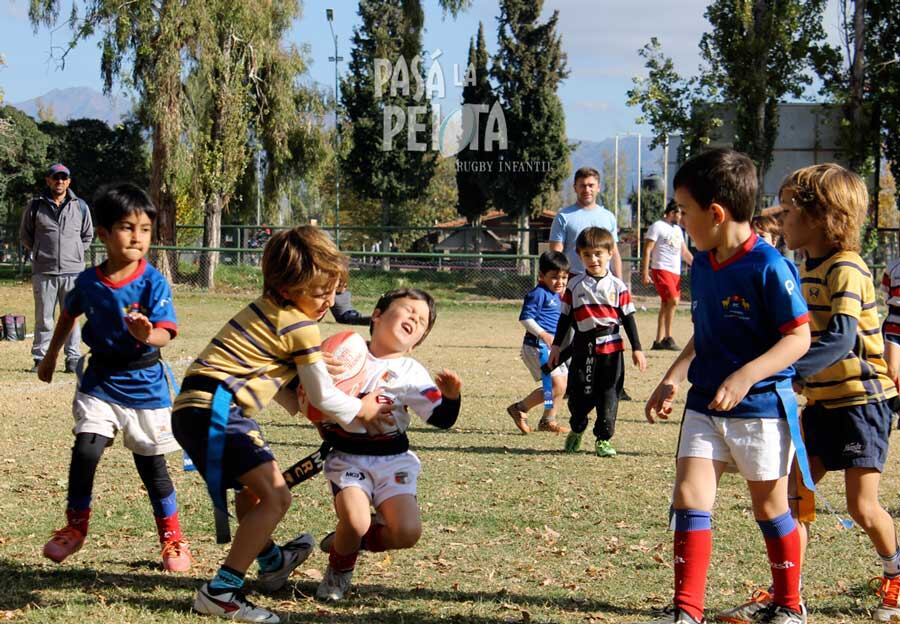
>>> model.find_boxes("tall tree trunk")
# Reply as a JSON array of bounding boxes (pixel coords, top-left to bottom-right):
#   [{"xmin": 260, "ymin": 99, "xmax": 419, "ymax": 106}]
[
  {"xmin": 847, "ymin": 0, "xmax": 868, "ymax": 170},
  {"xmin": 517, "ymin": 209, "xmax": 530, "ymax": 275},
  {"xmin": 200, "ymin": 195, "xmax": 222, "ymax": 289},
  {"xmin": 150, "ymin": 123, "xmax": 178, "ymax": 280},
  {"xmin": 381, "ymin": 199, "xmax": 391, "ymax": 271},
  {"xmin": 473, "ymin": 215, "xmax": 483, "ymax": 268},
  {"xmin": 753, "ymin": 0, "xmax": 769, "ymax": 211}
]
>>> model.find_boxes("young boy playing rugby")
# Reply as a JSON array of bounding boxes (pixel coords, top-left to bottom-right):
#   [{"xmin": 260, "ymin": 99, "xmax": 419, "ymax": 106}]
[
  {"xmin": 722, "ymin": 164, "xmax": 900, "ymax": 623},
  {"xmin": 643, "ymin": 149, "xmax": 811, "ymax": 624},
  {"xmin": 548, "ymin": 227, "xmax": 646, "ymax": 457},
  {"xmin": 881, "ymin": 255, "xmax": 900, "ymax": 386},
  {"xmin": 507, "ymin": 250, "xmax": 570, "ymax": 434},
  {"xmin": 37, "ymin": 183, "xmax": 191, "ymax": 572},
  {"xmin": 314, "ymin": 288, "xmax": 462, "ymax": 602},
  {"xmin": 172, "ymin": 226, "xmax": 392, "ymax": 623}
]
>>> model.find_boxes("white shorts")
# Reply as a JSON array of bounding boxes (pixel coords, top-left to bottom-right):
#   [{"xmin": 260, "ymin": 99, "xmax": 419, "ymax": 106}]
[
  {"xmin": 677, "ymin": 409, "xmax": 794, "ymax": 481},
  {"xmin": 73, "ymin": 391, "xmax": 181, "ymax": 457},
  {"xmin": 324, "ymin": 450, "xmax": 420, "ymax": 508},
  {"xmin": 520, "ymin": 344, "xmax": 568, "ymax": 382}
]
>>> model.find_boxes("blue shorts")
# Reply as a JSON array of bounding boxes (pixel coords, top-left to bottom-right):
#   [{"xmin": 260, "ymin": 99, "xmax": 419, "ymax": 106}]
[
  {"xmin": 802, "ymin": 400, "xmax": 894, "ymax": 472},
  {"xmin": 172, "ymin": 382, "xmax": 276, "ymax": 493}
]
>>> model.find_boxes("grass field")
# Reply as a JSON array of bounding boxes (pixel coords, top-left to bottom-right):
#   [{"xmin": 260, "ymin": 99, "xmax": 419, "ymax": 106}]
[{"xmin": 0, "ymin": 283, "xmax": 895, "ymax": 623}]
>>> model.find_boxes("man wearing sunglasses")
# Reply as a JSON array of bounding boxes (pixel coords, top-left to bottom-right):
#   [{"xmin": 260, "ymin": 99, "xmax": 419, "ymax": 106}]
[{"xmin": 19, "ymin": 163, "xmax": 94, "ymax": 373}]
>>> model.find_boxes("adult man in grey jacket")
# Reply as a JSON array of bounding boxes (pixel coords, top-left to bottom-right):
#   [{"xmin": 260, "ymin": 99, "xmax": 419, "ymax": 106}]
[{"xmin": 19, "ymin": 164, "xmax": 93, "ymax": 372}]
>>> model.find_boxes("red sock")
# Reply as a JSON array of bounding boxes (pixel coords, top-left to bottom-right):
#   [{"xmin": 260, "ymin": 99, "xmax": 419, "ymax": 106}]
[
  {"xmin": 361, "ymin": 523, "xmax": 388, "ymax": 553},
  {"xmin": 155, "ymin": 511, "xmax": 184, "ymax": 543},
  {"xmin": 759, "ymin": 514, "xmax": 801, "ymax": 612},
  {"xmin": 329, "ymin": 545, "xmax": 358, "ymax": 572},
  {"xmin": 673, "ymin": 509, "xmax": 712, "ymax": 622},
  {"xmin": 66, "ymin": 508, "xmax": 91, "ymax": 536}
]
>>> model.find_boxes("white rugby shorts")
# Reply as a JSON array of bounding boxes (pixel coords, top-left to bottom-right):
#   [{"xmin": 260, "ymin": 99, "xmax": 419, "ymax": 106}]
[
  {"xmin": 520, "ymin": 343, "xmax": 568, "ymax": 382},
  {"xmin": 324, "ymin": 450, "xmax": 421, "ymax": 507},
  {"xmin": 73, "ymin": 391, "xmax": 181, "ymax": 456}
]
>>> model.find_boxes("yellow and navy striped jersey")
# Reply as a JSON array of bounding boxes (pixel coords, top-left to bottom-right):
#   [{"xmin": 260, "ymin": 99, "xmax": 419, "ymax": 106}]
[
  {"xmin": 174, "ymin": 296, "xmax": 322, "ymax": 415},
  {"xmin": 801, "ymin": 251, "xmax": 896, "ymax": 408}
]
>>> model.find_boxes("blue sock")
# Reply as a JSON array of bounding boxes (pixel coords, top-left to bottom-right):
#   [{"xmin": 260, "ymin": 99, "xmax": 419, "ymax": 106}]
[
  {"xmin": 209, "ymin": 565, "xmax": 245, "ymax": 592},
  {"xmin": 256, "ymin": 542, "xmax": 284, "ymax": 573},
  {"xmin": 149, "ymin": 491, "xmax": 177, "ymax": 518}
]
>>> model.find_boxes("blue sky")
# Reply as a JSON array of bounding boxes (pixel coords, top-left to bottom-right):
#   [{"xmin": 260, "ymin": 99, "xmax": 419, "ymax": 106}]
[{"xmin": 1, "ymin": 0, "xmax": 844, "ymax": 142}]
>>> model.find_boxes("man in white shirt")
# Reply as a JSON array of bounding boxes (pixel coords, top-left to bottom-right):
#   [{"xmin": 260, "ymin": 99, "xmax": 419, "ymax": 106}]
[{"xmin": 641, "ymin": 203, "xmax": 693, "ymax": 350}]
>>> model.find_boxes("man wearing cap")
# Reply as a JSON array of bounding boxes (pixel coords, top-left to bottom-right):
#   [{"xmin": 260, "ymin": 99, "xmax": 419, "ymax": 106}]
[{"xmin": 19, "ymin": 164, "xmax": 93, "ymax": 372}]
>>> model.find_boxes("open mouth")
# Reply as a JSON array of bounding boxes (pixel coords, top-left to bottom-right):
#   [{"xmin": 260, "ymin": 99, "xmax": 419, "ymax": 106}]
[{"xmin": 400, "ymin": 321, "xmax": 414, "ymax": 335}]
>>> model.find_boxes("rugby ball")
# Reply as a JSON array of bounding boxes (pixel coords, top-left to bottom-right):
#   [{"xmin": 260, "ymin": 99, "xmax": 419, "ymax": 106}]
[{"xmin": 301, "ymin": 331, "xmax": 369, "ymax": 422}]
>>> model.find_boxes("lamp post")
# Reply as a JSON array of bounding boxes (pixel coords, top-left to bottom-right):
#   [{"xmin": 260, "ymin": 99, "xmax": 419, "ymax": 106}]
[
  {"xmin": 615, "ymin": 132, "xmax": 642, "ymax": 259},
  {"xmin": 327, "ymin": 9, "xmax": 343, "ymax": 248}
]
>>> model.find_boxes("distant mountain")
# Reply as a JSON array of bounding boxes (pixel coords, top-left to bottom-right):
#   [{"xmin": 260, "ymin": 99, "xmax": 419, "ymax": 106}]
[
  {"xmin": 569, "ymin": 136, "xmax": 663, "ymax": 196},
  {"xmin": 12, "ymin": 87, "xmax": 132, "ymax": 126}
]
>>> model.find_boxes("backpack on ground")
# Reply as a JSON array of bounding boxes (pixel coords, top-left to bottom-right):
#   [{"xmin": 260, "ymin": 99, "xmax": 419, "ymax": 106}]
[{"xmin": 1, "ymin": 314, "xmax": 26, "ymax": 341}]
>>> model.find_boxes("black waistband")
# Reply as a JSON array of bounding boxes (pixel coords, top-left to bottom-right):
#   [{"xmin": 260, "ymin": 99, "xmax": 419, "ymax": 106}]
[
  {"xmin": 323, "ymin": 429, "xmax": 410, "ymax": 456},
  {"xmin": 523, "ymin": 334, "xmax": 541, "ymax": 347},
  {"xmin": 89, "ymin": 350, "xmax": 161, "ymax": 371},
  {"xmin": 181, "ymin": 374, "xmax": 225, "ymax": 394}
]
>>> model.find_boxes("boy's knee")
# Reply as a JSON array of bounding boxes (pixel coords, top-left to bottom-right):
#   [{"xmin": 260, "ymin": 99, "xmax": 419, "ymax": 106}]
[
  {"xmin": 847, "ymin": 498, "xmax": 884, "ymax": 528},
  {"xmin": 258, "ymin": 484, "xmax": 292, "ymax": 517},
  {"xmin": 388, "ymin": 521, "xmax": 421, "ymax": 549}
]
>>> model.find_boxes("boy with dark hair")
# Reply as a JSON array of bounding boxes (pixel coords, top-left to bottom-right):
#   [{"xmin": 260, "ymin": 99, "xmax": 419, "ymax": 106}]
[
  {"xmin": 548, "ymin": 227, "xmax": 646, "ymax": 457},
  {"xmin": 643, "ymin": 149, "xmax": 811, "ymax": 624},
  {"xmin": 507, "ymin": 250, "xmax": 571, "ymax": 434},
  {"xmin": 37, "ymin": 183, "xmax": 191, "ymax": 572}
]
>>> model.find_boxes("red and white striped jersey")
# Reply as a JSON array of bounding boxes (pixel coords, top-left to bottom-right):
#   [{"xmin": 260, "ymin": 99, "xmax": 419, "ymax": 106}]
[{"xmin": 559, "ymin": 271, "xmax": 635, "ymax": 353}]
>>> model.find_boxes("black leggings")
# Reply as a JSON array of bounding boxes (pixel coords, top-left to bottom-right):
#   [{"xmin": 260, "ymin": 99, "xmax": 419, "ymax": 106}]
[
  {"xmin": 567, "ymin": 350, "xmax": 624, "ymax": 440},
  {"xmin": 68, "ymin": 432, "xmax": 174, "ymax": 506}
]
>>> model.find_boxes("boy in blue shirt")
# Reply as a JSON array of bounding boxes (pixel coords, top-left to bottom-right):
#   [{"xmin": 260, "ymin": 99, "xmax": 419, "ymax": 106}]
[
  {"xmin": 37, "ymin": 183, "xmax": 191, "ymax": 572},
  {"xmin": 643, "ymin": 149, "xmax": 811, "ymax": 624},
  {"xmin": 507, "ymin": 251, "xmax": 571, "ymax": 434}
]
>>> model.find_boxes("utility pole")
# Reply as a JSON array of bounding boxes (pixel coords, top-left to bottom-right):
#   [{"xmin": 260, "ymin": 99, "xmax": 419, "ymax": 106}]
[
  {"xmin": 613, "ymin": 135, "xmax": 619, "ymax": 218},
  {"xmin": 327, "ymin": 9, "xmax": 344, "ymax": 248}
]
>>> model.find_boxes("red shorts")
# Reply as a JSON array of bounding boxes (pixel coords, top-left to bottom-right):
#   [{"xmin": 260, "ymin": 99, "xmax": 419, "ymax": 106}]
[{"xmin": 651, "ymin": 269, "xmax": 681, "ymax": 302}]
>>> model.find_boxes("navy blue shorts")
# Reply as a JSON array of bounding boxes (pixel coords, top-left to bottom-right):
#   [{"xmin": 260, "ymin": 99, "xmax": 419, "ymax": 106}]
[
  {"xmin": 172, "ymin": 399, "xmax": 276, "ymax": 493},
  {"xmin": 802, "ymin": 400, "xmax": 894, "ymax": 472}
]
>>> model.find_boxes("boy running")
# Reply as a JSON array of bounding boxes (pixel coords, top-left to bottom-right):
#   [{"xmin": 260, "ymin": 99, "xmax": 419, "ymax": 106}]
[
  {"xmin": 314, "ymin": 288, "xmax": 462, "ymax": 601},
  {"xmin": 548, "ymin": 227, "xmax": 646, "ymax": 457},
  {"xmin": 37, "ymin": 183, "xmax": 191, "ymax": 572},
  {"xmin": 507, "ymin": 250, "xmax": 570, "ymax": 434},
  {"xmin": 172, "ymin": 226, "xmax": 392, "ymax": 623},
  {"xmin": 643, "ymin": 149, "xmax": 811, "ymax": 624}
]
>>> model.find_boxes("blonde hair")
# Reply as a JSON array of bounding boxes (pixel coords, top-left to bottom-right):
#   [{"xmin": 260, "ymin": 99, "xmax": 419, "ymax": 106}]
[
  {"xmin": 261, "ymin": 226, "xmax": 348, "ymax": 304},
  {"xmin": 751, "ymin": 214, "xmax": 781, "ymax": 238},
  {"xmin": 779, "ymin": 163, "xmax": 867, "ymax": 252}
]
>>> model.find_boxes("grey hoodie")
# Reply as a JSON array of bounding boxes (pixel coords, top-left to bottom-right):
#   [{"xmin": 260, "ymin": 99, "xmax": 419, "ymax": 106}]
[{"xmin": 19, "ymin": 190, "xmax": 94, "ymax": 275}]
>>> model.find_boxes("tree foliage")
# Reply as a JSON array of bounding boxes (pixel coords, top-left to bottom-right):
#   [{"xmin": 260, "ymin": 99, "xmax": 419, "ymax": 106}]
[{"xmin": 0, "ymin": 105, "xmax": 50, "ymax": 223}]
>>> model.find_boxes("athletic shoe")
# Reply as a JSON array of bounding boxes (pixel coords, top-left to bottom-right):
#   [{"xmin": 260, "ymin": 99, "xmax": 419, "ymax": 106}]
[
  {"xmin": 506, "ymin": 402, "xmax": 530, "ymax": 434},
  {"xmin": 161, "ymin": 539, "xmax": 192, "ymax": 572},
  {"xmin": 752, "ymin": 603, "xmax": 806, "ymax": 623},
  {"xmin": 193, "ymin": 583, "xmax": 279, "ymax": 623},
  {"xmin": 537, "ymin": 420, "xmax": 569, "ymax": 433},
  {"xmin": 635, "ymin": 605, "xmax": 704, "ymax": 623},
  {"xmin": 64, "ymin": 358, "xmax": 79, "ymax": 373},
  {"xmin": 42, "ymin": 526, "xmax": 85, "ymax": 563},
  {"xmin": 651, "ymin": 340, "xmax": 666, "ymax": 350},
  {"xmin": 255, "ymin": 533, "xmax": 315, "ymax": 593},
  {"xmin": 316, "ymin": 565, "xmax": 353, "ymax": 602},
  {"xmin": 663, "ymin": 337, "xmax": 681, "ymax": 351},
  {"xmin": 30, "ymin": 359, "xmax": 41, "ymax": 373},
  {"xmin": 715, "ymin": 588, "xmax": 772, "ymax": 623},
  {"xmin": 871, "ymin": 576, "xmax": 900, "ymax": 622},
  {"xmin": 595, "ymin": 439, "xmax": 617, "ymax": 457},
  {"xmin": 564, "ymin": 431, "xmax": 582, "ymax": 453},
  {"xmin": 620, "ymin": 388, "xmax": 632, "ymax": 401}
]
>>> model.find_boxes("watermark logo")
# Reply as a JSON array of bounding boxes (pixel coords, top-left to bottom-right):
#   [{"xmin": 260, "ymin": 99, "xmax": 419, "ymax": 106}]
[{"xmin": 375, "ymin": 50, "xmax": 507, "ymax": 156}]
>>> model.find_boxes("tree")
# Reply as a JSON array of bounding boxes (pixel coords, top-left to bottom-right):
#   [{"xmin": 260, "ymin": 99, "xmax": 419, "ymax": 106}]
[
  {"xmin": 0, "ymin": 105, "xmax": 50, "ymax": 223},
  {"xmin": 491, "ymin": 0, "xmax": 570, "ymax": 269},
  {"xmin": 341, "ymin": 0, "xmax": 436, "ymax": 269},
  {"xmin": 699, "ymin": 0, "xmax": 833, "ymax": 208}
]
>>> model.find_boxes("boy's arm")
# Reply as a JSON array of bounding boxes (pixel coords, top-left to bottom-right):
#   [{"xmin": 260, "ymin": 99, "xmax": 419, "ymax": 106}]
[
  {"xmin": 296, "ymin": 360, "xmax": 391, "ymax": 427},
  {"xmin": 36, "ymin": 311, "xmax": 78, "ymax": 382},
  {"xmin": 708, "ymin": 323, "xmax": 810, "ymax": 412},
  {"xmin": 426, "ymin": 369, "xmax": 462, "ymax": 430},
  {"xmin": 519, "ymin": 291, "xmax": 554, "ymax": 345},
  {"xmin": 794, "ymin": 314, "xmax": 857, "ymax": 379},
  {"xmin": 645, "ymin": 336, "xmax": 694, "ymax": 423},
  {"xmin": 621, "ymin": 312, "xmax": 647, "ymax": 371}
]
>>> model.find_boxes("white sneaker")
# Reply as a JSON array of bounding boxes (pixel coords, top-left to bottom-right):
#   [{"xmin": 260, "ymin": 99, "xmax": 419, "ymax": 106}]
[
  {"xmin": 715, "ymin": 588, "xmax": 772, "ymax": 623},
  {"xmin": 316, "ymin": 565, "xmax": 354, "ymax": 602},
  {"xmin": 256, "ymin": 533, "xmax": 315, "ymax": 593},
  {"xmin": 193, "ymin": 583, "xmax": 279, "ymax": 623}
]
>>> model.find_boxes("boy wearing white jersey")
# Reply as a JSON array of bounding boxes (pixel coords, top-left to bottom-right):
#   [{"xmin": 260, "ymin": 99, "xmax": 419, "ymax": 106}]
[{"xmin": 315, "ymin": 288, "xmax": 462, "ymax": 602}]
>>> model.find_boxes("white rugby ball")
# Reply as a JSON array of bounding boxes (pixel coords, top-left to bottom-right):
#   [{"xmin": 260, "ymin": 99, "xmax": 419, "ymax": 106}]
[{"xmin": 301, "ymin": 331, "xmax": 369, "ymax": 422}]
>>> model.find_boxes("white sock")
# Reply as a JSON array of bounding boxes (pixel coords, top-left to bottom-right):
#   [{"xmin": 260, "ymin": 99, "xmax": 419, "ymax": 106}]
[{"xmin": 880, "ymin": 547, "xmax": 900, "ymax": 578}]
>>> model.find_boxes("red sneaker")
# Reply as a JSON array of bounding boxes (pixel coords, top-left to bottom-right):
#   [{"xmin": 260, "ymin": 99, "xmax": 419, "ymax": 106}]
[
  {"xmin": 43, "ymin": 526, "xmax": 85, "ymax": 563},
  {"xmin": 161, "ymin": 539, "xmax": 192, "ymax": 572},
  {"xmin": 506, "ymin": 402, "xmax": 530, "ymax": 434}
]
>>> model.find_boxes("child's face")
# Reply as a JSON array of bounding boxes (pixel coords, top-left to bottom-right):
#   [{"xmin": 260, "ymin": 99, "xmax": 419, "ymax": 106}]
[
  {"xmin": 370, "ymin": 297, "xmax": 431, "ymax": 355},
  {"xmin": 758, "ymin": 231, "xmax": 776, "ymax": 246},
  {"xmin": 99, "ymin": 211, "xmax": 153, "ymax": 265},
  {"xmin": 676, "ymin": 187, "xmax": 719, "ymax": 251},
  {"xmin": 577, "ymin": 246, "xmax": 611, "ymax": 276},
  {"xmin": 778, "ymin": 189, "xmax": 814, "ymax": 251},
  {"xmin": 285, "ymin": 281, "xmax": 337, "ymax": 320},
  {"xmin": 539, "ymin": 269, "xmax": 568, "ymax": 294}
]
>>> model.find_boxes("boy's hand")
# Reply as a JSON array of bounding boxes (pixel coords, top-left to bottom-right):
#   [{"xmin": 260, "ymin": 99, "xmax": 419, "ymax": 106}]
[
  {"xmin": 708, "ymin": 370, "xmax": 754, "ymax": 412},
  {"xmin": 641, "ymin": 271, "xmax": 652, "ymax": 286},
  {"xmin": 539, "ymin": 332, "xmax": 555, "ymax": 347},
  {"xmin": 548, "ymin": 345, "xmax": 560, "ymax": 369},
  {"xmin": 37, "ymin": 356, "xmax": 56, "ymax": 383},
  {"xmin": 322, "ymin": 350, "xmax": 348, "ymax": 378},
  {"xmin": 645, "ymin": 379, "xmax": 678, "ymax": 423},
  {"xmin": 435, "ymin": 368, "xmax": 462, "ymax": 400},
  {"xmin": 632, "ymin": 350, "xmax": 647, "ymax": 372},
  {"xmin": 356, "ymin": 389, "xmax": 395, "ymax": 427},
  {"xmin": 124, "ymin": 312, "xmax": 153, "ymax": 344}
]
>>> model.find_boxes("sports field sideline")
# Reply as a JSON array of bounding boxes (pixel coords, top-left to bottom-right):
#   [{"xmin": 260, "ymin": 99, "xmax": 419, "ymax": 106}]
[{"xmin": 0, "ymin": 283, "xmax": 894, "ymax": 623}]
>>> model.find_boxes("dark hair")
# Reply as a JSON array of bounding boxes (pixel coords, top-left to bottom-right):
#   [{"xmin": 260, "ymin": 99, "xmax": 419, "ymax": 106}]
[
  {"xmin": 664, "ymin": 199, "xmax": 679, "ymax": 215},
  {"xmin": 539, "ymin": 250, "xmax": 569, "ymax": 275},
  {"xmin": 370, "ymin": 288, "xmax": 436, "ymax": 346},
  {"xmin": 93, "ymin": 183, "xmax": 157, "ymax": 231},
  {"xmin": 672, "ymin": 148, "xmax": 757, "ymax": 223},
  {"xmin": 575, "ymin": 227, "xmax": 615, "ymax": 253},
  {"xmin": 574, "ymin": 167, "xmax": 601, "ymax": 185}
]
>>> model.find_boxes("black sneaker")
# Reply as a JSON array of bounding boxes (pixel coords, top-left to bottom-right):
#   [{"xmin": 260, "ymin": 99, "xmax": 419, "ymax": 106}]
[
  {"xmin": 619, "ymin": 388, "xmax": 632, "ymax": 401},
  {"xmin": 64, "ymin": 359, "xmax": 79, "ymax": 374},
  {"xmin": 651, "ymin": 340, "xmax": 666, "ymax": 350},
  {"xmin": 662, "ymin": 337, "xmax": 681, "ymax": 351},
  {"xmin": 30, "ymin": 359, "xmax": 42, "ymax": 373}
]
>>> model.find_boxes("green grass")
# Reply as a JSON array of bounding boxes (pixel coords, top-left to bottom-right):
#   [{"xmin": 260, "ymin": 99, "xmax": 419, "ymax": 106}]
[{"xmin": 0, "ymin": 284, "xmax": 891, "ymax": 622}]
